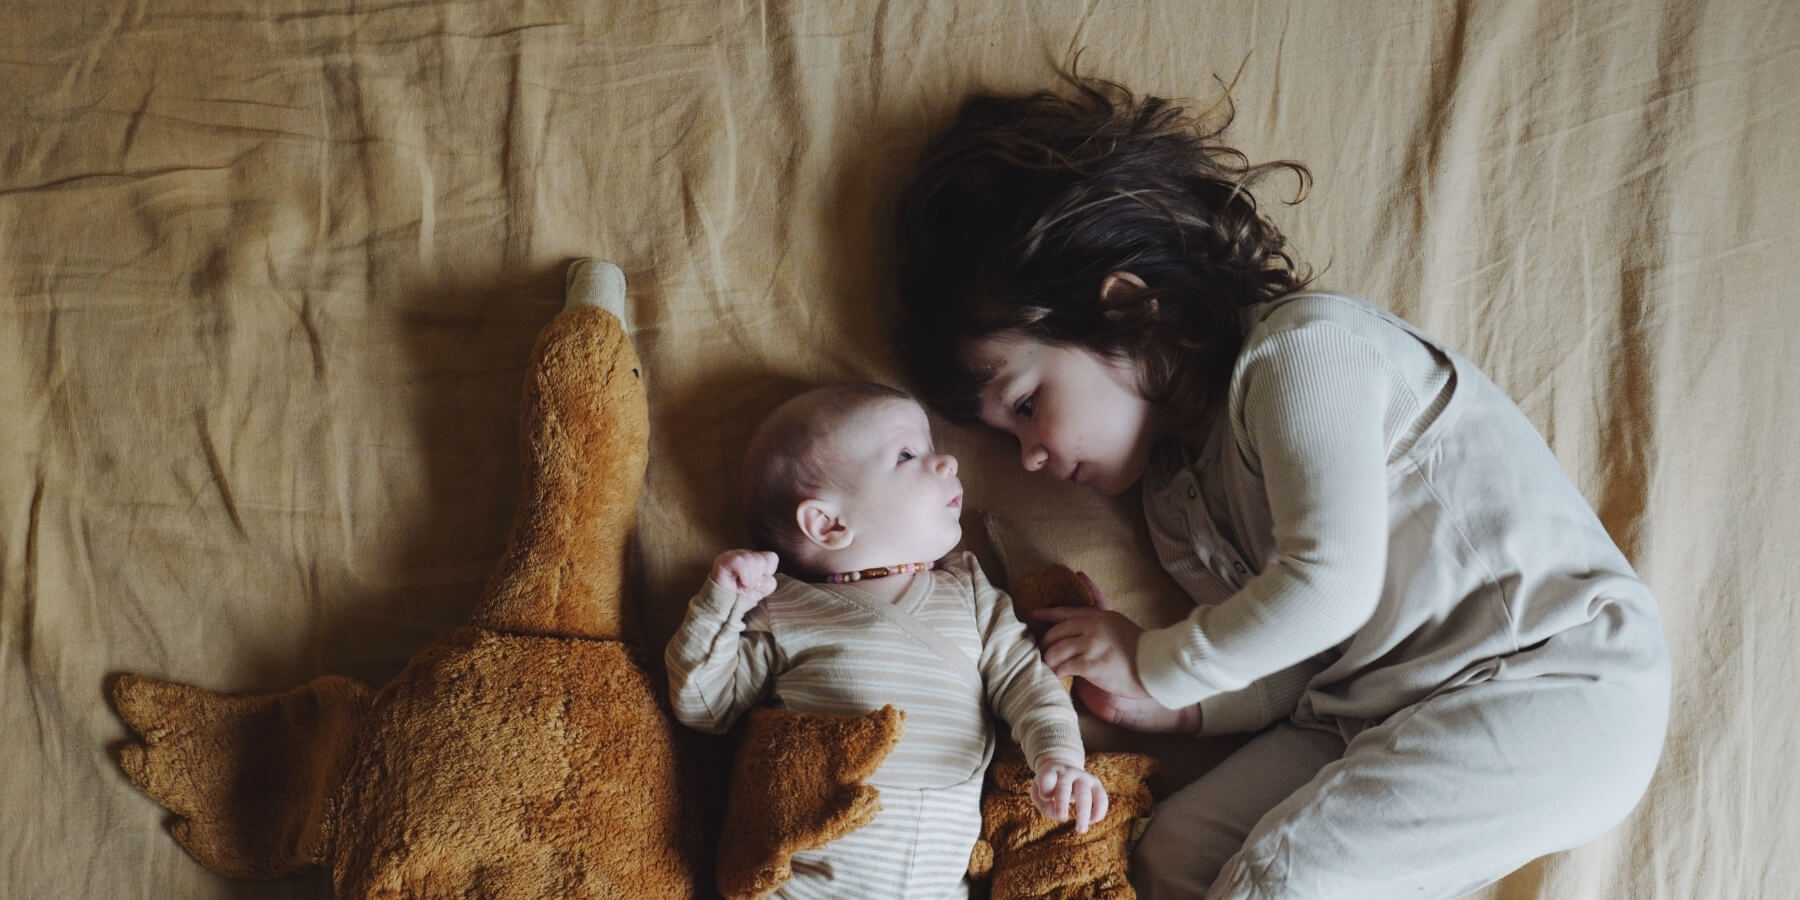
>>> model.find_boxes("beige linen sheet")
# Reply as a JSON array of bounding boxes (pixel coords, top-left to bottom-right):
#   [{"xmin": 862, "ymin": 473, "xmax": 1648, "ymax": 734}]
[{"xmin": 4, "ymin": 1, "xmax": 1795, "ymax": 897}]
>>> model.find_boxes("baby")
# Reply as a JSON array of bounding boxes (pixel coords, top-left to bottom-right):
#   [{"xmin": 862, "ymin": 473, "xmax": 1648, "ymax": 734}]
[{"xmin": 665, "ymin": 381, "xmax": 1108, "ymax": 899}]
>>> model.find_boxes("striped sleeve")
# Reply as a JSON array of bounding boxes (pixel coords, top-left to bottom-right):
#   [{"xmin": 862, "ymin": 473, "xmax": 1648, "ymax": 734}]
[
  {"xmin": 964, "ymin": 554, "xmax": 1085, "ymax": 766},
  {"xmin": 663, "ymin": 579, "xmax": 779, "ymax": 734}
]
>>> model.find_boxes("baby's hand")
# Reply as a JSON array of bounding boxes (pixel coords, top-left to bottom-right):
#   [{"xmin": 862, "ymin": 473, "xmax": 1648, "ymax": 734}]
[
  {"xmin": 1029, "ymin": 752, "xmax": 1110, "ymax": 834},
  {"xmin": 710, "ymin": 549, "xmax": 780, "ymax": 604}
]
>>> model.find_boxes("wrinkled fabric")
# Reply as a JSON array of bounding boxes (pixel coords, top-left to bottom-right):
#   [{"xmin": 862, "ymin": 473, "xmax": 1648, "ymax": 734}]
[{"xmin": 3, "ymin": 1, "xmax": 1795, "ymax": 898}]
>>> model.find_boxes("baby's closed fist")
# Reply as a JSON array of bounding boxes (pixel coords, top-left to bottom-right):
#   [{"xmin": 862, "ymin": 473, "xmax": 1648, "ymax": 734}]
[
  {"xmin": 711, "ymin": 550, "xmax": 780, "ymax": 601},
  {"xmin": 1029, "ymin": 757, "xmax": 1110, "ymax": 834}
]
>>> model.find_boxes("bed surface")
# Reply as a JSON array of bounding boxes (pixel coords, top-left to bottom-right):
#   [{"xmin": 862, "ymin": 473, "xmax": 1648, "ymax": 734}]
[{"xmin": 4, "ymin": 1, "xmax": 1796, "ymax": 896}]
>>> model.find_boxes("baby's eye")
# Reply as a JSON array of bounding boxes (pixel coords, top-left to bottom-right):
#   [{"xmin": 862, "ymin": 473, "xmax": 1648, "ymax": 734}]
[
  {"xmin": 897, "ymin": 449, "xmax": 916, "ymax": 463},
  {"xmin": 1015, "ymin": 395, "xmax": 1037, "ymax": 419}
]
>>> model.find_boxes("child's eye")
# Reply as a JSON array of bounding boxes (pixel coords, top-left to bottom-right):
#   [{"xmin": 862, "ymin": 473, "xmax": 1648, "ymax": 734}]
[
  {"xmin": 897, "ymin": 449, "xmax": 916, "ymax": 463},
  {"xmin": 1015, "ymin": 394, "xmax": 1036, "ymax": 419}
]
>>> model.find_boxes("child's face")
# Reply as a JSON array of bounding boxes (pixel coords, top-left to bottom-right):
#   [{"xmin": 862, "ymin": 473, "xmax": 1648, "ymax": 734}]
[
  {"xmin": 963, "ymin": 332, "xmax": 1161, "ymax": 496},
  {"xmin": 825, "ymin": 400, "xmax": 965, "ymax": 565}
]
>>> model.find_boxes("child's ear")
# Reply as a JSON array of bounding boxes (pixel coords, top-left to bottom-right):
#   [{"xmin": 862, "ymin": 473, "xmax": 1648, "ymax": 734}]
[
  {"xmin": 796, "ymin": 499, "xmax": 853, "ymax": 550},
  {"xmin": 1099, "ymin": 271, "xmax": 1152, "ymax": 310}
]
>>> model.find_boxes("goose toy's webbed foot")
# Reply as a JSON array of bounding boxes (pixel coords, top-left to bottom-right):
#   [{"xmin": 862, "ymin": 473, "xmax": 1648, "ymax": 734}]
[
  {"xmin": 715, "ymin": 705, "xmax": 905, "ymax": 899},
  {"xmin": 111, "ymin": 674, "xmax": 373, "ymax": 878}
]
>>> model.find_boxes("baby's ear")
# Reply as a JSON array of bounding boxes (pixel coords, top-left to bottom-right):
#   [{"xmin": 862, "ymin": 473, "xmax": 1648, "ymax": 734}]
[{"xmin": 796, "ymin": 500, "xmax": 852, "ymax": 550}]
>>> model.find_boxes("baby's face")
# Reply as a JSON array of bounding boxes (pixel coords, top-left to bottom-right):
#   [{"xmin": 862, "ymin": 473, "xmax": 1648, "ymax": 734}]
[{"xmin": 823, "ymin": 400, "xmax": 965, "ymax": 567}]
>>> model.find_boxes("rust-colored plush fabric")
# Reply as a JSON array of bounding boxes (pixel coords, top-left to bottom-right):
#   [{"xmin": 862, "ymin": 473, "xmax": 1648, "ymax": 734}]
[
  {"xmin": 715, "ymin": 705, "xmax": 906, "ymax": 900},
  {"xmin": 972, "ymin": 746, "xmax": 1159, "ymax": 900},
  {"xmin": 329, "ymin": 627, "xmax": 699, "ymax": 897},
  {"xmin": 474, "ymin": 306, "xmax": 649, "ymax": 643},
  {"xmin": 110, "ymin": 296, "xmax": 706, "ymax": 897},
  {"xmin": 112, "ymin": 674, "xmax": 373, "ymax": 879}
]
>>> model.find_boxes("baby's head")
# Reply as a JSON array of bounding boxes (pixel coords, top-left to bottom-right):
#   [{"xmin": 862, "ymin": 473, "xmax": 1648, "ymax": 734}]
[{"xmin": 742, "ymin": 382, "xmax": 964, "ymax": 579}]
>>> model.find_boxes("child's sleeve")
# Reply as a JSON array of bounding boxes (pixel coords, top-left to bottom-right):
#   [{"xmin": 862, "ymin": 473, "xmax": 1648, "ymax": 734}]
[
  {"xmin": 1143, "ymin": 467, "xmax": 1328, "ymax": 734},
  {"xmin": 1138, "ymin": 321, "xmax": 1392, "ymax": 713},
  {"xmin": 964, "ymin": 554, "xmax": 1085, "ymax": 765},
  {"xmin": 664, "ymin": 579, "xmax": 781, "ymax": 734}
]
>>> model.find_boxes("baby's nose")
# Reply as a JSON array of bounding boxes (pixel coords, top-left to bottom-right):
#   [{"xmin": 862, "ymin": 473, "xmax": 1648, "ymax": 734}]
[{"xmin": 935, "ymin": 453, "xmax": 959, "ymax": 477}]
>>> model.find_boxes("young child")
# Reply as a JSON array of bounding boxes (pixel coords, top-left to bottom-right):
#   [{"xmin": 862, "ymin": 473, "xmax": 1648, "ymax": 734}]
[
  {"xmin": 665, "ymin": 381, "xmax": 1109, "ymax": 899},
  {"xmin": 893, "ymin": 76, "xmax": 1671, "ymax": 899}
]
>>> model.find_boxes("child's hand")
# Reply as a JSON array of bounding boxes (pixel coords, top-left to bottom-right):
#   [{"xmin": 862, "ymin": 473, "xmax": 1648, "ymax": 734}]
[
  {"xmin": 1029, "ymin": 753, "xmax": 1110, "ymax": 834},
  {"xmin": 710, "ymin": 550, "xmax": 779, "ymax": 603},
  {"xmin": 1075, "ymin": 681, "xmax": 1204, "ymax": 734},
  {"xmin": 1034, "ymin": 572, "xmax": 1151, "ymax": 700}
]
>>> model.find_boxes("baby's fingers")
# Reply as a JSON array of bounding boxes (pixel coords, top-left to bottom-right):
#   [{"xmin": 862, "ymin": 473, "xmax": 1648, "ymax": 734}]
[
  {"xmin": 1083, "ymin": 781, "xmax": 1110, "ymax": 832},
  {"xmin": 1031, "ymin": 769, "xmax": 1066, "ymax": 821},
  {"xmin": 1075, "ymin": 782, "xmax": 1100, "ymax": 833},
  {"xmin": 1053, "ymin": 769, "xmax": 1075, "ymax": 827}
]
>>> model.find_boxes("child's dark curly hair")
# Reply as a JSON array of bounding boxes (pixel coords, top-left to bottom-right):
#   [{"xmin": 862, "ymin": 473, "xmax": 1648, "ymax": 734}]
[{"xmin": 897, "ymin": 73, "xmax": 1313, "ymax": 428}]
